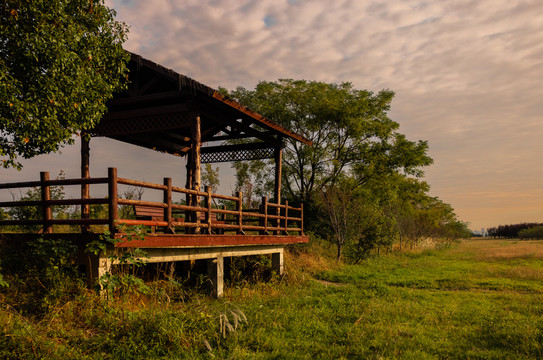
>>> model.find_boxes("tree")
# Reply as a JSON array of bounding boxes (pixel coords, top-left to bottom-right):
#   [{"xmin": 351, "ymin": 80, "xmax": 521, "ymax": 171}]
[
  {"xmin": 226, "ymin": 79, "xmax": 432, "ymax": 201},
  {"xmin": 202, "ymin": 164, "xmax": 220, "ymax": 194},
  {"xmin": 0, "ymin": 0, "xmax": 129, "ymax": 169}
]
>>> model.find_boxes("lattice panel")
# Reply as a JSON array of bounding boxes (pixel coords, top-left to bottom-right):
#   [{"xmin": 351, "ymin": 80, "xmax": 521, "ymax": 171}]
[
  {"xmin": 201, "ymin": 147, "xmax": 275, "ymax": 163},
  {"xmin": 93, "ymin": 113, "xmax": 191, "ymax": 136}
]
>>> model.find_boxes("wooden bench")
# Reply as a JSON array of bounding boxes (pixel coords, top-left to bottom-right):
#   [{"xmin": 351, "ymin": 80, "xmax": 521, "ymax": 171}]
[{"xmin": 133, "ymin": 205, "xmax": 223, "ymax": 233}]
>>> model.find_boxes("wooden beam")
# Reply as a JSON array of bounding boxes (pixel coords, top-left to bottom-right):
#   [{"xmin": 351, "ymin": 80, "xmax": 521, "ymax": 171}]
[
  {"xmin": 114, "ymin": 234, "xmax": 309, "ymax": 247},
  {"xmin": 107, "ymin": 90, "xmax": 184, "ymax": 108},
  {"xmin": 201, "ymin": 141, "xmax": 274, "ymax": 154},
  {"xmin": 101, "ymin": 103, "xmax": 190, "ymax": 122}
]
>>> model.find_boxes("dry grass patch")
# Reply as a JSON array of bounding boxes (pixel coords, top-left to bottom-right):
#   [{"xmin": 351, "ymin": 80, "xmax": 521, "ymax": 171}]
[{"xmin": 452, "ymin": 239, "xmax": 543, "ymax": 261}]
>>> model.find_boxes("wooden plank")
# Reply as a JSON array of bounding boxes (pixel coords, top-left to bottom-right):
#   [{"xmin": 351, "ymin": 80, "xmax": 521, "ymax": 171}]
[
  {"xmin": 117, "ymin": 219, "xmax": 168, "ymax": 227},
  {"xmin": 118, "ymin": 199, "xmax": 168, "ymax": 208},
  {"xmin": 114, "ymin": 234, "xmax": 309, "ymax": 248},
  {"xmin": 0, "ymin": 198, "xmax": 108, "ymax": 208},
  {"xmin": 0, "ymin": 180, "xmax": 41, "ymax": 189},
  {"xmin": 117, "ymin": 177, "xmax": 168, "ymax": 190}
]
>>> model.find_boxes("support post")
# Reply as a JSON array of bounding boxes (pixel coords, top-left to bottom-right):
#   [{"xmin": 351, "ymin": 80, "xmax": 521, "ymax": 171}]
[
  {"xmin": 236, "ymin": 191, "xmax": 243, "ymax": 234},
  {"xmin": 205, "ymin": 185, "xmax": 213, "ymax": 234},
  {"xmin": 191, "ymin": 115, "xmax": 201, "ymax": 234},
  {"xmin": 272, "ymin": 249, "xmax": 284, "ymax": 275},
  {"xmin": 164, "ymin": 177, "xmax": 173, "ymax": 233},
  {"xmin": 40, "ymin": 172, "xmax": 52, "ymax": 234},
  {"xmin": 274, "ymin": 145, "xmax": 282, "ymax": 204},
  {"xmin": 274, "ymin": 145, "xmax": 282, "ymax": 234},
  {"xmin": 108, "ymin": 167, "xmax": 118, "ymax": 234},
  {"xmin": 207, "ymin": 255, "xmax": 224, "ymax": 298},
  {"xmin": 81, "ymin": 135, "xmax": 90, "ymax": 233},
  {"xmin": 284, "ymin": 200, "xmax": 289, "ymax": 235},
  {"xmin": 259, "ymin": 196, "xmax": 268, "ymax": 235},
  {"xmin": 300, "ymin": 203, "xmax": 304, "ymax": 235},
  {"xmin": 185, "ymin": 152, "xmax": 193, "ymax": 227}
]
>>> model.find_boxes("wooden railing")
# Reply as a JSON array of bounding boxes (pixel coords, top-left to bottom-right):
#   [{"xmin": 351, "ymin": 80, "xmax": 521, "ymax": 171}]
[{"xmin": 0, "ymin": 167, "xmax": 304, "ymax": 236}]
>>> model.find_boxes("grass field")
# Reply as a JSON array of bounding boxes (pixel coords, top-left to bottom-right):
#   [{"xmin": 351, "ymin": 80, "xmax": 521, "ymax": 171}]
[{"xmin": 2, "ymin": 238, "xmax": 543, "ymax": 359}]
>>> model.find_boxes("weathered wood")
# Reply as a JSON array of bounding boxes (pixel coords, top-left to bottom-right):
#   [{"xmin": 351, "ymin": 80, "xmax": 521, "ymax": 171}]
[
  {"xmin": 171, "ymin": 185, "xmax": 207, "ymax": 196},
  {"xmin": 191, "ymin": 114, "xmax": 202, "ymax": 234},
  {"xmin": 0, "ymin": 180, "xmax": 41, "ymax": 189},
  {"xmin": 81, "ymin": 135, "xmax": 90, "ymax": 233},
  {"xmin": 284, "ymin": 200, "xmax": 289, "ymax": 235},
  {"xmin": 40, "ymin": 172, "xmax": 53, "ymax": 234},
  {"xmin": 108, "ymin": 168, "xmax": 118, "ymax": 233},
  {"xmin": 274, "ymin": 146, "xmax": 282, "ymax": 237},
  {"xmin": 0, "ymin": 198, "xmax": 108, "ymax": 207},
  {"xmin": 272, "ymin": 250, "xmax": 284, "ymax": 275},
  {"xmin": 114, "ymin": 234, "xmax": 309, "ymax": 248},
  {"xmin": 261, "ymin": 196, "xmax": 269, "ymax": 234},
  {"xmin": 207, "ymin": 255, "xmax": 224, "ymax": 298},
  {"xmin": 117, "ymin": 199, "xmax": 168, "ymax": 208},
  {"xmin": 164, "ymin": 178, "xmax": 172, "ymax": 232},
  {"xmin": 117, "ymin": 177, "xmax": 168, "ymax": 190},
  {"xmin": 117, "ymin": 219, "xmax": 168, "ymax": 227},
  {"xmin": 300, "ymin": 203, "xmax": 304, "ymax": 235},
  {"xmin": 236, "ymin": 191, "xmax": 243, "ymax": 234},
  {"xmin": 205, "ymin": 186, "xmax": 212, "ymax": 234}
]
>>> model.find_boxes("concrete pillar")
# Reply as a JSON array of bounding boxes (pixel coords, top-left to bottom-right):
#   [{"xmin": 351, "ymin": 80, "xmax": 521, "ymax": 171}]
[
  {"xmin": 272, "ymin": 249, "xmax": 284, "ymax": 275},
  {"xmin": 207, "ymin": 255, "xmax": 224, "ymax": 298}
]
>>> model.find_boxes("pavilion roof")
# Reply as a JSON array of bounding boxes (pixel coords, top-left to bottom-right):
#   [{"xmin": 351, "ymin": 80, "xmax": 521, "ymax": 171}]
[{"xmin": 91, "ymin": 52, "xmax": 311, "ymax": 163}]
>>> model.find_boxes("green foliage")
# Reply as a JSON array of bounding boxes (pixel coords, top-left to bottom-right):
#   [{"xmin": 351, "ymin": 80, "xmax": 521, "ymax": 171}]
[
  {"xmin": 6, "ymin": 171, "xmax": 70, "ymax": 232},
  {"xmin": 0, "ymin": 236, "xmax": 83, "ymax": 316},
  {"xmin": 0, "ymin": 0, "xmax": 130, "ymax": 169},
  {"xmin": 519, "ymin": 226, "xmax": 543, "ymax": 239},
  {"xmin": 227, "ymin": 79, "xmax": 432, "ymax": 201},
  {"xmin": 202, "ymin": 163, "xmax": 220, "ymax": 194},
  {"xmin": 87, "ymin": 225, "xmax": 151, "ymax": 298},
  {"xmin": 1, "ymin": 239, "xmax": 543, "ymax": 358}
]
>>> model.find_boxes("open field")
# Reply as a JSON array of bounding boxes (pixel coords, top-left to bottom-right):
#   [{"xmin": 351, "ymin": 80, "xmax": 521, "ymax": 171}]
[{"xmin": 2, "ymin": 238, "xmax": 543, "ymax": 359}]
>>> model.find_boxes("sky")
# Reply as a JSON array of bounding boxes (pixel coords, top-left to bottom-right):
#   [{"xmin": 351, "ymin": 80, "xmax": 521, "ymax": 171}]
[{"xmin": 2, "ymin": 0, "xmax": 543, "ymax": 231}]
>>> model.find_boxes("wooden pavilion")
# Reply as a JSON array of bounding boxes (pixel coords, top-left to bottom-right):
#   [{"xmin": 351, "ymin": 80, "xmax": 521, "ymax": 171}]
[{"xmin": 0, "ymin": 52, "xmax": 311, "ymax": 297}]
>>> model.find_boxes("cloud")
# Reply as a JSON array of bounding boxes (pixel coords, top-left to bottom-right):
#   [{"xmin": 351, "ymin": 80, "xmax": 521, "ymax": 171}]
[{"xmin": 6, "ymin": 0, "xmax": 542, "ymax": 230}]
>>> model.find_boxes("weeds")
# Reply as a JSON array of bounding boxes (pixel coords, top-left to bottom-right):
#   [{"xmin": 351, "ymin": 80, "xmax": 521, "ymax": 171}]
[{"xmin": 1, "ymin": 238, "xmax": 543, "ymax": 358}]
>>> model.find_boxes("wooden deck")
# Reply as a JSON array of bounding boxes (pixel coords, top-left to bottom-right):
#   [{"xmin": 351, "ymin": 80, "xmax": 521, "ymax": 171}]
[{"xmin": 0, "ymin": 169, "xmax": 308, "ymax": 297}]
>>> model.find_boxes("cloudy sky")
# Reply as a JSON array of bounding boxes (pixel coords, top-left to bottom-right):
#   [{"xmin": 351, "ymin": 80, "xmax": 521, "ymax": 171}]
[{"xmin": 3, "ymin": 0, "xmax": 543, "ymax": 230}]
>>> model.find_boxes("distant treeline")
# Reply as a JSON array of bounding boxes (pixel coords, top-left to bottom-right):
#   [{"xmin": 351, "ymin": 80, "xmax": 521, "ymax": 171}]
[{"xmin": 487, "ymin": 223, "xmax": 543, "ymax": 239}]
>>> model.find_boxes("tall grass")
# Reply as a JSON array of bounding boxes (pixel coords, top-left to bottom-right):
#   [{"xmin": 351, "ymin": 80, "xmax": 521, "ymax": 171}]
[{"xmin": 1, "ymin": 238, "xmax": 543, "ymax": 358}]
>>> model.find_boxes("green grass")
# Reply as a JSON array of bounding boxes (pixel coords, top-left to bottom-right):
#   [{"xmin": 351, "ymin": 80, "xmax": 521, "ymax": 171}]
[{"xmin": 2, "ymin": 239, "xmax": 543, "ymax": 358}]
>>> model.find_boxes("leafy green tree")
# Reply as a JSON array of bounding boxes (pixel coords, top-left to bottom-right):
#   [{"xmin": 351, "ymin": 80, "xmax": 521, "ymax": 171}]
[
  {"xmin": 317, "ymin": 177, "xmax": 394, "ymax": 261},
  {"xmin": 226, "ymin": 79, "xmax": 432, "ymax": 201},
  {"xmin": 0, "ymin": 0, "xmax": 129, "ymax": 169},
  {"xmin": 202, "ymin": 163, "xmax": 221, "ymax": 194}
]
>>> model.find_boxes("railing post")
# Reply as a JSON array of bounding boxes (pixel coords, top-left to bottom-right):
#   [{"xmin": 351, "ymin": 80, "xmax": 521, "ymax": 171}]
[
  {"xmin": 40, "ymin": 172, "xmax": 53, "ymax": 234},
  {"xmin": 205, "ymin": 186, "xmax": 213, "ymax": 234},
  {"xmin": 81, "ymin": 135, "xmax": 90, "ymax": 233},
  {"xmin": 274, "ymin": 199, "xmax": 280, "ymax": 235},
  {"xmin": 300, "ymin": 203, "xmax": 304, "ymax": 235},
  {"xmin": 108, "ymin": 168, "xmax": 118, "ymax": 234},
  {"xmin": 164, "ymin": 177, "xmax": 172, "ymax": 233},
  {"xmin": 236, "ymin": 191, "xmax": 243, "ymax": 235},
  {"xmin": 284, "ymin": 200, "xmax": 289, "ymax": 235},
  {"xmin": 260, "ymin": 196, "xmax": 268, "ymax": 235}
]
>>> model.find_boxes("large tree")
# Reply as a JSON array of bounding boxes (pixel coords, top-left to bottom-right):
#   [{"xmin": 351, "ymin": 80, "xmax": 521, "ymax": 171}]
[
  {"xmin": 226, "ymin": 79, "xmax": 433, "ymax": 201},
  {"xmin": 0, "ymin": 0, "xmax": 129, "ymax": 169}
]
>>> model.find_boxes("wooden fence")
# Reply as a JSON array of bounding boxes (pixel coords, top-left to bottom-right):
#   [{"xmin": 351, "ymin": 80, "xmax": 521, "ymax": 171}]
[{"xmin": 0, "ymin": 168, "xmax": 303, "ymax": 236}]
